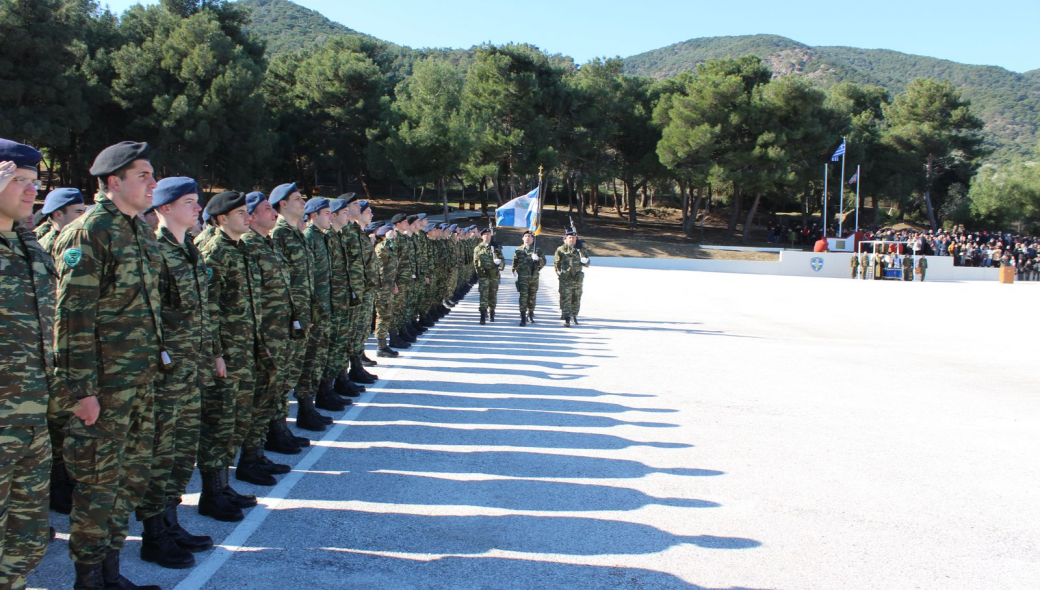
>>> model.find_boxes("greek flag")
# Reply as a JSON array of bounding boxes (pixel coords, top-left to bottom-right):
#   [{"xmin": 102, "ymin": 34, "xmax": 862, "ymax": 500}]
[
  {"xmin": 831, "ymin": 140, "xmax": 846, "ymax": 162},
  {"xmin": 495, "ymin": 187, "xmax": 540, "ymax": 231}
]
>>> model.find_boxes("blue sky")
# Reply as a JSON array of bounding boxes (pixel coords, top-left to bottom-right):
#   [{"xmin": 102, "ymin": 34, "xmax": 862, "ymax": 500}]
[{"xmin": 102, "ymin": 0, "xmax": 1039, "ymax": 73}]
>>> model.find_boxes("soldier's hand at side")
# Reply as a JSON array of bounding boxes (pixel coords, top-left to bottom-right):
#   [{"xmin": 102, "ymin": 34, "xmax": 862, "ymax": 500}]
[
  {"xmin": 393, "ymin": 285, "xmax": 399, "ymax": 294},
  {"xmin": 0, "ymin": 161, "xmax": 16, "ymax": 193},
  {"xmin": 215, "ymin": 356, "xmax": 227, "ymax": 378},
  {"xmin": 74, "ymin": 396, "xmax": 101, "ymax": 426},
  {"xmin": 425, "ymin": 277, "xmax": 430, "ymax": 285}
]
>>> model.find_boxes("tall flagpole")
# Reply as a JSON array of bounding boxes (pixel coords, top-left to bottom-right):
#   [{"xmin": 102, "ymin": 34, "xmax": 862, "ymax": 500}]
[
  {"xmin": 854, "ymin": 164, "xmax": 861, "ymax": 234},
  {"xmin": 838, "ymin": 135, "xmax": 846, "ymax": 238},
  {"xmin": 534, "ymin": 164, "xmax": 544, "ymax": 249},
  {"xmin": 822, "ymin": 164, "xmax": 828, "ymax": 237}
]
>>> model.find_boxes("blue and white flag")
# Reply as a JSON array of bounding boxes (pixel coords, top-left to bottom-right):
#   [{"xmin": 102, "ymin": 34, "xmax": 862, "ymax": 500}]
[
  {"xmin": 848, "ymin": 172, "xmax": 858, "ymax": 185},
  {"xmin": 495, "ymin": 187, "xmax": 540, "ymax": 231},
  {"xmin": 831, "ymin": 140, "xmax": 846, "ymax": 162}
]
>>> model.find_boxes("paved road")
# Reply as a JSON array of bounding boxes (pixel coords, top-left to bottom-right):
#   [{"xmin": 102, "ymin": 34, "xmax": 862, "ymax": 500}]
[{"xmin": 30, "ymin": 269, "xmax": 1040, "ymax": 589}]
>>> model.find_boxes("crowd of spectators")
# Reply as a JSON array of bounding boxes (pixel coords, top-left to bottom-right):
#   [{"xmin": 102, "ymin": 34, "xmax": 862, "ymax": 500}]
[{"xmin": 861, "ymin": 227, "xmax": 1040, "ymax": 280}]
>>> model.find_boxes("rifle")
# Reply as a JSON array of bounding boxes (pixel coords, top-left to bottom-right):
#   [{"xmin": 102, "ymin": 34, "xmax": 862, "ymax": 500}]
[{"xmin": 568, "ymin": 215, "xmax": 585, "ymax": 251}]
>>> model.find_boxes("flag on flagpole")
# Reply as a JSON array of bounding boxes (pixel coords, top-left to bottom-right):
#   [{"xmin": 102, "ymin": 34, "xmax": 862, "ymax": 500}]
[
  {"xmin": 831, "ymin": 140, "xmax": 846, "ymax": 162},
  {"xmin": 848, "ymin": 172, "xmax": 858, "ymax": 185},
  {"xmin": 495, "ymin": 187, "xmax": 540, "ymax": 232}
]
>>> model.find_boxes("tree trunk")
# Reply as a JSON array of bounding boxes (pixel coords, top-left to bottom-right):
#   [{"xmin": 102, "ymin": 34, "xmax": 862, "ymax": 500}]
[
  {"xmin": 479, "ymin": 177, "xmax": 490, "ymax": 217},
  {"xmin": 592, "ymin": 184, "xmax": 600, "ymax": 217},
  {"xmin": 742, "ymin": 192, "xmax": 762, "ymax": 244},
  {"xmin": 686, "ymin": 187, "xmax": 703, "ymax": 239},
  {"xmin": 923, "ymin": 153, "xmax": 938, "ymax": 230},
  {"xmin": 577, "ymin": 176, "xmax": 586, "ymax": 229},
  {"xmin": 440, "ymin": 177, "xmax": 449, "ymax": 223},
  {"xmin": 679, "ymin": 179, "xmax": 688, "ymax": 226},
  {"xmin": 626, "ymin": 175, "xmax": 638, "ymax": 229},
  {"xmin": 728, "ymin": 184, "xmax": 742, "ymax": 233},
  {"xmin": 640, "ymin": 184, "xmax": 650, "ymax": 208},
  {"xmin": 359, "ymin": 169, "xmax": 374, "ymax": 200}
]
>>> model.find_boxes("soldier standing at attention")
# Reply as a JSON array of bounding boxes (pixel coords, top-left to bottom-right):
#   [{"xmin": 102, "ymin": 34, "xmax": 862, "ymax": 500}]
[
  {"xmin": 473, "ymin": 228, "xmax": 504, "ymax": 325},
  {"xmin": 300, "ymin": 198, "xmax": 337, "ymax": 428},
  {"xmin": 138, "ymin": 177, "xmax": 213, "ymax": 569},
  {"xmin": 850, "ymin": 252, "xmax": 859, "ymax": 279},
  {"xmin": 512, "ymin": 230, "xmax": 545, "ymax": 325},
  {"xmin": 196, "ymin": 191, "xmax": 265, "ymax": 521},
  {"xmin": 554, "ymin": 230, "xmax": 590, "ymax": 327},
  {"xmin": 351, "ymin": 200, "xmax": 381, "ymax": 373},
  {"xmin": 324, "ymin": 196, "xmax": 361, "ymax": 407},
  {"xmin": 269, "ymin": 183, "xmax": 327, "ymax": 437},
  {"xmin": 859, "ymin": 250, "xmax": 870, "ymax": 280},
  {"xmin": 0, "ymin": 140, "xmax": 76, "ymax": 590},
  {"xmin": 52, "ymin": 141, "xmax": 164, "ymax": 590},
  {"xmin": 373, "ymin": 223, "xmax": 400, "ymax": 357},
  {"xmin": 917, "ymin": 256, "xmax": 928, "ymax": 282},
  {"xmin": 34, "ymin": 188, "xmax": 86, "ymax": 256}
]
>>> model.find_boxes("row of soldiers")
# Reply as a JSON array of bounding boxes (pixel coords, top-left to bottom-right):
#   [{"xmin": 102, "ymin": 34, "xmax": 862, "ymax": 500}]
[
  {"xmin": 850, "ymin": 251, "xmax": 928, "ymax": 281},
  {"xmin": 0, "ymin": 137, "xmax": 490, "ymax": 590}
]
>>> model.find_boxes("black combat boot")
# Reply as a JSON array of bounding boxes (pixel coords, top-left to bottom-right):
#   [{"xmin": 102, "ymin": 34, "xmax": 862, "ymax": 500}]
[
  {"xmin": 315, "ymin": 380, "xmax": 347, "ymax": 412},
  {"xmin": 489, "ymin": 308, "xmax": 495, "ymax": 322},
  {"xmin": 377, "ymin": 337, "xmax": 399, "ymax": 358},
  {"xmin": 256, "ymin": 448, "xmax": 291, "ymax": 474},
  {"xmin": 561, "ymin": 313, "xmax": 567, "ymax": 320},
  {"xmin": 354, "ymin": 356, "xmax": 378, "ymax": 382},
  {"xmin": 295, "ymin": 397, "xmax": 328, "ymax": 431},
  {"xmin": 388, "ymin": 330, "xmax": 409, "ymax": 349},
  {"xmin": 73, "ymin": 561, "xmax": 104, "ymax": 590},
  {"xmin": 141, "ymin": 513, "xmax": 195, "ymax": 569},
  {"xmin": 564, "ymin": 317, "xmax": 570, "ymax": 327},
  {"xmin": 334, "ymin": 370, "xmax": 363, "ymax": 398},
  {"xmin": 519, "ymin": 313, "xmax": 527, "ymax": 326},
  {"xmin": 264, "ymin": 419, "xmax": 302, "ymax": 455},
  {"xmin": 275, "ymin": 417, "xmax": 310, "ymax": 449},
  {"xmin": 102, "ymin": 550, "xmax": 162, "ymax": 590},
  {"xmin": 164, "ymin": 499, "xmax": 213, "ymax": 552},
  {"xmin": 235, "ymin": 447, "xmax": 277, "ymax": 486},
  {"xmin": 349, "ymin": 358, "xmax": 376, "ymax": 384},
  {"xmin": 361, "ymin": 352, "xmax": 377, "ymax": 367},
  {"xmin": 528, "ymin": 311, "xmax": 535, "ymax": 323},
  {"xmin": 572, "ymin": 316, "xmax": 579, "ymax": 325},
  {"xmin": 50, "ymin": 460, "xmax": 73, "ymax": 514},
  {"xmin": 198, "ymin": 470, "xmax": 244, "ymax": 522},
  {"xmin": 223, "ymin": 468, "xmax": 258, "ymax": 508},
  {"xmin": 479, "ymin": 309, "xmax": 486, "ymax": 325},
  {"xmin": 400, "ymin": 324, "xmax": 418, "ymax": 343}
]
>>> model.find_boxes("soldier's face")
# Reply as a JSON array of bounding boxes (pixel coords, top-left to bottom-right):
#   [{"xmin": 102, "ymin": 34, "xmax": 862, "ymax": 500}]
[
  {"xmin": 312, "ymin": 208, "xmax": 332, "ymax": 230},
  {"xmin": 52, "ymin": 203, "xmax": 87, "ymax": 227},
  {"xmin": 565, "ymin": 235, "xmax": 577, "ymax": 246},
  {"xmin": 285, "ymin": 192, "xmax": 305, "ymax": 218},
  {"xmin": 0, "ymin": 168, "xmax": 38, "ymax": 224},
  {"xmin": 522, "ymin": 234, "xmax": 534, "ymax": 246},
  {"xmin": 482, "ymin": 233, "xmax": 492, "ymax": 244},
  {"xmin": 159, "ymin": 193, "xmax": 202, "ymax": 230},
  {"xmin": 219, "ymin": 205, "xmax": 250, "ymax": 235},
  {"xmin": 347, "ymin": 202, "xmax": 361, "ymax": 218},
  {"xmin": 360, "ymin": 208, "xmax": 373, "ymax": 225},
  {"xmin": 110, "ymin": 160, "xmax": 157, "ymax": 215},
  {"xmin": 332, "ymin": 208, "xmax": 350, "ymax": 228},
  {"xmin": 251, "ymin": 200, "xmax": 277, "ymax": 233}
]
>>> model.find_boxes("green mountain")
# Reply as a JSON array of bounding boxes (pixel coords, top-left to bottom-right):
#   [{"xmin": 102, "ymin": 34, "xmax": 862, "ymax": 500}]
[
  {"xmin": 622, "ymin": 34, "xmax": 1040, "ymax": 159},
  {"xmin": 236, "ymin": 0, "xmax": 378, "ymax": 55}
]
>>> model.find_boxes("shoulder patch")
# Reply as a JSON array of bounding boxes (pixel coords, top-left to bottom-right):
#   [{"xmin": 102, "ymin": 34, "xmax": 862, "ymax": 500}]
[
  {"xmin": 206, "ymin": 267, "xmax": 214, "ymax": 280},
  {"xmin": 63, "ymin": 248, "xmax": 83, "ymax": 268}
]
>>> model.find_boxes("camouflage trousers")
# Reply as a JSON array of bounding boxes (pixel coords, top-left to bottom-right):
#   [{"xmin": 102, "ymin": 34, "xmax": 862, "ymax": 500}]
[
  {"xmin": 65, "ymin": 382, "xmax": 155, "ymax": 564},
  {"xmin": 374, "ymin": 287, "xmax": 394, "ymax": 340},
  {"xmin": 198, "ymin": 363, "xmax": 255, "ymax": 471},
  {"xmin": 324, "ymin": 306, "xmax": 355, "ymax": 382},
  {"xmin": 137, "ymin": 362, "xmax": 201, "ymax": 521},
  {"xmin": 0, "ymin": 424, "xmax": 50, "ymax": 589},
  {"xmin": 393, "ymin": 279, "xmax": 415, "ymax": 329},
  {"xmin": 297, "ymin": 320, "xmax": 330, "ymax": 402},
  {"xmin": 246, "ymin": 358, "xmax": 280, "ymax": 450},
  {"xmin": 851, "ymin": 267, "xmax": 859, "ymax": 279},
  {"xmin": 276, "ymin": 335, "xmax": 308, "ymax": 421},
  {"xmin": 477, "ymin": 273, "xmax": 500, "ymax": 311},
  {"xmin": 46, "ymin": 413, "xmax": 68, "ymax": 483},
  {"xmin": 348, "ymin": 292, "xmax": 375, "ymax": 357},
  {"xmin": 410, "ymin": 280, "xmax": 426, "ymax": 323},
  {"xmin": 516, "ymin": 278, "xmax": 539, "ymax": 313},
  {"xmin": 558, "ymin": 273, "xmax": 584, "ymax": 318}
]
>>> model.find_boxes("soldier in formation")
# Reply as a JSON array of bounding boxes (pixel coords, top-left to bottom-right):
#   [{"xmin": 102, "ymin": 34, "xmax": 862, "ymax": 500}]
[
  {"xmin": 512, "ymin": 230, "xmax": 545, "ymax": 325},
  {"xmin": 554, "ymin": 230, "xmax": 591, "ymax": 327},
  {"xmin": 473, "ymin": 228, "xmax": 504, "ymax": 324}
]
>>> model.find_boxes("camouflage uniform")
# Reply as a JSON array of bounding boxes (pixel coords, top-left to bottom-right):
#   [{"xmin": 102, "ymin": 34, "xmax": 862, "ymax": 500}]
[
  {"xmin": 301, "ymin": 224, "xmax": 333, "ymax": 400},
  {"xmin": 52, "ymin": 196, "xmax": 164, "ymax": 565},
  {"xmin": 242, "ymin": 230, "xmax": 295, "ymax": 451},
  {"xmin": 473, "ymin": 242, "xmax": 504, "ymax": 312},
  {"xmin": 374, "ymin": 236, "xmax": 398, "ymax": 342},
  {"xmin": 270, "ymin": 217, "xmax": 314, "ymax": 416},
  {"xmin": 136, "ymin": 226, "xmax": 210, "ymax": 522},
  {"xmin": 196, "ymin": 229, "xmax": 263, "ymax": 471},
  {"xmin": 1, "ymin": 223, "xmax": 72, "ymax": 589},
  {"xmin": 554, "ymin": 243, "xmax": 590, "ymax": 319},
  {"xmin": 325, "ymin": 227, "xmax": 356, "ymax": 382},
  {"xmin": 393, "ymin": 232, "xmax": 418, "ymax": 331},
  {"xmin": 512, "ymin": 244, "xmax": 545, "ymax": 316},
  {"xmin": 859, "ymin": 251, "xmax": 870, "ymax": 280},
  {"xmin": 850, "ymin": 254, "xmax": 860, "ymax": 279},
  {"xmin": 32, "ymin": 219, "xmax": 58, "ymax": 256},
  {"xmin": 345, "ymin": 223, "xmax": 376, "ymax": 357}
]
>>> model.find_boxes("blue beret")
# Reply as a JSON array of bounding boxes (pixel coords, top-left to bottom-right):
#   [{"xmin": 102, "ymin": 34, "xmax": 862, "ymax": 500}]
[
  {"xmin": 416, "ymin": 213, "xmax": 427, "ymax": 221},
  {"xmin": 376, "ymin": 224, "xmax": 393, "ymax": 237},
  {"xmin": 364, "ymin": 222, "xmax": 380, "ymax": 234},
  {"xmin": 152, "ymin": 177, "xmax": 197, "ymax": 209},
  {"xmin": 329, "ymin": 198, "xmax": 348, "ymax": 213},
  {"xmin": 270, "ymin": 182, "xmax": 298, "ymax": 207},
  {"xmin": 246, "ymin": 191, "xmax": 267, "ymax": 214},
  {"xmin": 90, "ymin": 141, "xmax": 149, "ymax": 177},
  {"xmin": 202, "ymin": 209, "xmax": 211, "ymax": 223},
  {"xmin": 41, "ymin": 188, "xmax": 85, "ymax": 215},
  {"xmin": 358, "ymin": 200, "xmax": 370, "ymax": 212},
  {"xmin": 480, "ymin": 228, "xmax": 491, "ymax": 235},
  {"xmin": 337, "ymin": 192, "xmax": 358, "ymax": 206},
  {"xmin": 0, "ymin": 138, "xmax": 43, "ymax": 171},
  {"xmin": 303, "ymin": 197, "xmax": 329, "ymax": 215},
  {"xmin": 449, "ymin": 224, "xmax": 458, "ymax": 232},
  {"xmin": 391, "ymin": 213, "xmax": 407, "ymax": 224},
  {"xmin": 205, "ymin": 191, "xmax": 246, "ymax": 218}
]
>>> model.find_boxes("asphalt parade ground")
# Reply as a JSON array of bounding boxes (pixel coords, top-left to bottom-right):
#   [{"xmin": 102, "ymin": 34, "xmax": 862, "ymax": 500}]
[{"xmin": 30, "ymin": 268, "xmax": 1040, "ymax": 590}]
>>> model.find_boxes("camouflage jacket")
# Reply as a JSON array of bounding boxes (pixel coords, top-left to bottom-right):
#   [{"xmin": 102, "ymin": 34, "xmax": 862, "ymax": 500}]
[
  {"xmin": 554, "ymin": 244, "xmax": 591, "ymax": 277},
  {"xmin": 343, "ymin": 223, "xmax": 376, "ymax": 292},
  {"xmin": 199, "ymin": 229, "xmax": 263, "ymax": 379},
  {"xmin": 512, "ymin": 245, "xmax": 545, "ymax": 280},
  {"xmin": 34, "ymin": 219, "xmax": 59, "ymax": 256},
  {"xmin": 473, "ymin": 242, "xmax": 504, "ymax": 276},
  {"xmin": 374, "ymin": 238, "xmax": 398, "ymax": 290},
  {"xmin": 395, "ymin": 232, "xmax": 418, "ymax": 282},
  {"xmin": 53, "ymin": 196, "xmax": 165, "ymax": 401},
  {"xmin": 1, "ymin": 223, "xmax": 75, "ymax": 425},
  {"xmin": 327, "ymin": 228, "xmax": 358, "ymax": 311},
  {"xmin": 304, "ymin": 224, "xmax": 333, "ymax": 320},
  {"xmin": 271, "ymin": 217, "xmax": 316, "ymax": 325},
  {"xmin": 359, "ymin": 225, "xmax": 377, "ymax": 290},
  {"xmin": 416, "ymin": 232, "xmax": 431, "ymax": 278},
  {"xmin": 156, "ymin": 226, "xmax": 210, "ymax": 372},
  {"xmin": 242, "ymin": 230, "xmax": 295, "ymax": 350}
]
